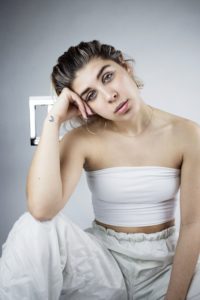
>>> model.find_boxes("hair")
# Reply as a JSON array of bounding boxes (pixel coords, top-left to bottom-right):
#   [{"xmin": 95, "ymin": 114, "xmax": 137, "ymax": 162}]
[{"xmin": 50, "ymin": 40, "xmax": 143, "ymax": 132}]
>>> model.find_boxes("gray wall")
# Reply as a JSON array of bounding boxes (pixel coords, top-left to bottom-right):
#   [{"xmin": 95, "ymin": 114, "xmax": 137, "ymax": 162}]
[{"xmin": 1, "ymin": 0, "xmax": 200, "ymax": 254}]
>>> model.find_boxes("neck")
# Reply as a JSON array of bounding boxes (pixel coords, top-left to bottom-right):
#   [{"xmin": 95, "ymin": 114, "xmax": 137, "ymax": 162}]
[{"xmin": 108, "ymin": 99, "xmax": 153, "ymax": 136}]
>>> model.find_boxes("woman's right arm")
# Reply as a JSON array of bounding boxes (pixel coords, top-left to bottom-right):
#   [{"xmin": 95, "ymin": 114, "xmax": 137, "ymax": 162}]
[{"xmin": 26, "ymin": 88, "xmax": 93, "ymax": 221}]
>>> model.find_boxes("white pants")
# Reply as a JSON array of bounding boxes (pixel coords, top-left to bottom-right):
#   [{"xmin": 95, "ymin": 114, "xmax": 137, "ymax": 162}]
[{"xmin": 0, "ymin": 211, "xmax": 200, "ymax": 300}]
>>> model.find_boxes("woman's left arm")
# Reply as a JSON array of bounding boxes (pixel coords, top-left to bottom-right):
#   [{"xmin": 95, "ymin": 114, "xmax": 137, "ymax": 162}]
[{"xmin": 165, "ymin": 121, "xmax": 200, "ymax": 300}]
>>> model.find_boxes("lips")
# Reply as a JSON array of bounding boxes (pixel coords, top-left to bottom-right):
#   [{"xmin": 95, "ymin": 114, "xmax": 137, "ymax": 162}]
[{"xmin": 114, "ymin": 100, "xmax": 128, "ymax": 113}]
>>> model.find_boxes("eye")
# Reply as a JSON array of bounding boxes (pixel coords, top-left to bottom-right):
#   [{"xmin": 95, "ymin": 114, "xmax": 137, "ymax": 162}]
[
  {"xmin": 103, "ymin": 72, "xmax": 113, "ymax": 83},
  {"xmin": 86, "ymin": 72, "xmax": 114, "ymax": 101},
  {"xmin": 86, "ymin": 90, "xmax": 96, "ymax": 101}
]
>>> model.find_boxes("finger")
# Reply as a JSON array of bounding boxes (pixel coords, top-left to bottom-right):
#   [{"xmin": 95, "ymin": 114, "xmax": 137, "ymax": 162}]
[
  {"xmin": 72, "ymin": 95, "xmax": 87, "ymax": 119},
  {"xmin": 84, "ymin": 102, "xmax": 94, "ymax": 115},
  {"xmin": 70, "ymin": 90, "xmax": 92, "ymax": 116},
  {"xmin": 83, "ymin": 102, "xmax": 93, "ymax": 115},
  {"xmin": 72, "ymin": 91, "xmax": 93, "ymax": 115}
]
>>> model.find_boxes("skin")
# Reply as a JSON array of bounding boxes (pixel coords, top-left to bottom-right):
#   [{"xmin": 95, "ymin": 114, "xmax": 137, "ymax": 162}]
[
  {"xmin": 70, "ymin": 57, "xmax": 200, "ymax": 298},
  {"xmin": 71, "ymin": 57, "xmax": 179, "ymax": 233},
  {"xmin": 70, "ymin": 59, "xmax": 200, "ymax": 300},
  {"xmin": 72, "ymin": 57, "xmax": 153, "ymax": 136}
]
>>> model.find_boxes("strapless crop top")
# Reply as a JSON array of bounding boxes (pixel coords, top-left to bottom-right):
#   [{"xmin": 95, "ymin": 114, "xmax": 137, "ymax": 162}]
[{"xmin": 85, "ymin": 166, "xmax": 181, "ymax": 227}]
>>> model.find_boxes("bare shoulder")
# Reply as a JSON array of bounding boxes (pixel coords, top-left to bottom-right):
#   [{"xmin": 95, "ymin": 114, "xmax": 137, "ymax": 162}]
[
  {"xmin": 67, "ymin": 123, "xmax": 97, "ymax": 143},
  {"xmin": 151, "ymin": 107, "xmax": 200, "ymax": 165},
  {"xmin": 163, "ymin": 109, "xmax": 200, "ymax": 154},
  {"xmin": 171, "ymin": 113, "xmax": 200, "ymax": 142},
  {"xmin": 60, "ymin": 124, "xmax": 91, "ymax": 150},
  {"xmin": 60, "ymin": 123, "xmax": 95, "ymax": 164},
  {"xmin": 155, "ymin": 106, "xmax": 200, "ymax": 136}
]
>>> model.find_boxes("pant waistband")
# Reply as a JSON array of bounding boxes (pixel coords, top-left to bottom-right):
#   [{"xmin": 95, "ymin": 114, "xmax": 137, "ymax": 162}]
[{"xmin": 92, "ymin": 221, "xmax": 177, "ymax": 242}]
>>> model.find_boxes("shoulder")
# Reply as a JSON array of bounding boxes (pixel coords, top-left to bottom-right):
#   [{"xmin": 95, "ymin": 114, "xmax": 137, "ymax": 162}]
[
  {"xmin": 67, "ymin": 122, "xmax": 98, "ymax": 142},
  {"xmin": 169, "ymin": 113, "xmax": 200, "ymax": 163},
  {"xmin": 152, "ymin": 107, "xmax": 200, "ymax": 163},
  {"xmin": 155, "ymin": 106, "xmax": 200, "ymax": 140},
  {"xmin": 172, "ymin": 114, "xmax": 200, "ymax": 145},
  {"xmin": 67, "ymin": 120, "xmax": 104, "ymax": 143},
  {"xmin": 60, "ymin": 124, "xmax": 90, "ymax": 150},
  {"xmin": 59, "ymin": 123, "xmax": 97, "ymax": 165}
]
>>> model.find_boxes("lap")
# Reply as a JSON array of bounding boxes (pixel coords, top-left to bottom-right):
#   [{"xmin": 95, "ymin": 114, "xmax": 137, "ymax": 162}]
[
  {"xmin": 130, "ymin": 248, "xmax": 200, "ymax": 299},
  {"xmin": 89, "ymin": 221, "xmax": 200, "ymax": 299},
  {"xmin": 58, "ymin": 214, "xmax": 127, "ymax": 299},
  {"xmin": 0, "ymin": 212, "xmax": 127, "ymax": 300},
  {"xmin": 2, "ymin": 212, "xmax": 199, "ymax": 300}
]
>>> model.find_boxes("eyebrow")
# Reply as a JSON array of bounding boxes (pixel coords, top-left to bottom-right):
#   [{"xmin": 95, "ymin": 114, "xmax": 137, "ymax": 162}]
[{"xmin": 80, "ymin": 64, "xmax": 111, "ymax": 98}]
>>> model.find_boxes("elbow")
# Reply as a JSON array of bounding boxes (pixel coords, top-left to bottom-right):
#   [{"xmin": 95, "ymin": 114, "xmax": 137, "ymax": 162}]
[
  {"xmin": 26, "ymin": 191, "xmax": 64, "ymax": 222},
  {"xmin": 27, "ymin": 202, "xmax": 57, "ymax": 222},
  {"xmin": 30, "ymin": 212, "xmax": 52, "ymax": 222},
  {"xmin": 26, "ymin": 189, "xmax": 62, "ymax": 222},
  {"xmin": 27, "ymin": 208, "xmax": 52, "ymax": 222}
]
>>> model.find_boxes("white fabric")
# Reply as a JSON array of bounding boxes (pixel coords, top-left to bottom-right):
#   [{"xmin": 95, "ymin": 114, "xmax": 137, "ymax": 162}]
[
  {"xmin": 0, "ymin": 212, "xmax": 126, "ymax": 300},
  {"xmin": 85, "ymin": 166, "xmax": 181, "ymax": 226},
  {"xmin": 1, "ymin": 212, "xmax": 200, "ymax": 300}
]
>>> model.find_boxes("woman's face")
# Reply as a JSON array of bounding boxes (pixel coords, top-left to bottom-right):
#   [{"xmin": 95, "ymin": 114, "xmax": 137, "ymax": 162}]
[{"xmin": 71, "ymin": 58, "xmax": 141, "ymax": 121}]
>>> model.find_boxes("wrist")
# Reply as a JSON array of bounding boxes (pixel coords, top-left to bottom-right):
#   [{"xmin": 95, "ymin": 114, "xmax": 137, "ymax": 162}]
[{"xmin": 45, "ymin": 113, "xmax": 62, "ymax": 126}]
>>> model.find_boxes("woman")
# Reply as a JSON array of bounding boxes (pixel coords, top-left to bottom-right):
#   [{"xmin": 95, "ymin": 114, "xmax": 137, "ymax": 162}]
[{"xmin": 0, "ymin": 40, "xmax": 200, "ymax": 300}]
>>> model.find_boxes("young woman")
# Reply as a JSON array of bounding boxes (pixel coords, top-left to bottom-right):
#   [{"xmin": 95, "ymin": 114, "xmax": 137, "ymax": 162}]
[{"xmin": 0, "ymin": 40, "xmax": 200, "ymax": 300}]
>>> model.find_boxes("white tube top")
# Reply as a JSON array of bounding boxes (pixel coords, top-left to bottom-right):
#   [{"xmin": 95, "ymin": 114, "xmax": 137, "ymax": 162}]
[{"xmin": 85, "ymin": 166, "xmax": 181, "ymax": 227}]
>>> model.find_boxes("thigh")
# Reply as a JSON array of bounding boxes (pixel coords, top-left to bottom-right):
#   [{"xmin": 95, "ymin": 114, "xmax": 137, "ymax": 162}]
[
  {"xmin": 0, "ymin": 212, "xmax": 127, "ymax": 300},
  {"xmin": 51, "ymin": 213, "xmax": 128, "ymax": 300},
  {"xmin": 138, "ymin": 260, "xmax": 200, "ymax": 300},
  {"xmin": 0, "ymin": 212, "xmax": 66, "ymax": 300}
]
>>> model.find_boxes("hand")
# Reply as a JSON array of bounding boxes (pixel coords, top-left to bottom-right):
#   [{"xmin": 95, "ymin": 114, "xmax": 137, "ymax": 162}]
[{"xmin": 48, "ymin": 87, "xmax": 95, "ymax": 124}]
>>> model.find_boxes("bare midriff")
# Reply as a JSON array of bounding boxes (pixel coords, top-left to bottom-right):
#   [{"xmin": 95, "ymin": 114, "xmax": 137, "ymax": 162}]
[{"xmin": 94, "ymin": 219, "xmax": 175, "ymax": 234}]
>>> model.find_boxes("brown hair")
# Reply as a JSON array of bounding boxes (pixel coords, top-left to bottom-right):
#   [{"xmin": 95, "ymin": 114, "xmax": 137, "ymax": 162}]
[{"xmin": 51, "ymin": 40, "xmax": 143, "ymax": 130}]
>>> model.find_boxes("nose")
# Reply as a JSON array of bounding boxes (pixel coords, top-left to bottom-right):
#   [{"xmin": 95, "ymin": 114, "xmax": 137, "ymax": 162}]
[{"xmin": 104, "ymin": 90, "xmax": 118, "ymax": 103}]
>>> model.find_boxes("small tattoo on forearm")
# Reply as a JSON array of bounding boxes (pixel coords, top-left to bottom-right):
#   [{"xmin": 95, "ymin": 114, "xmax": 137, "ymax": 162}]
[{"xmin": 48, "ymin": 115, "xmax": 54, "ymax": 122}]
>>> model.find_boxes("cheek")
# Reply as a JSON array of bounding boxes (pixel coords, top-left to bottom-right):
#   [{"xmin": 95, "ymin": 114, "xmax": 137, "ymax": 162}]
[
  {"xmin": 86, "ymin": 102, "xmax": 102, "ymax": 115},
  {"xmin": 92, "ymin": 104, "xmax": 109, "ymax": 116}
]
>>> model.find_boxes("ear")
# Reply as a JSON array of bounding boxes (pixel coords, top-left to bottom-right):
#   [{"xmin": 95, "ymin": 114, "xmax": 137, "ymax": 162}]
[
  {"xmin": 122, "ymin": 62, "xmax": 133, "ymax": 76},
  {"xmin": 127, "ymin": 67, "xmax": 133, "ymax": 75},
  {"xmin": 126, "ymin": 66, "xmax": 134, "ymax": 79}
]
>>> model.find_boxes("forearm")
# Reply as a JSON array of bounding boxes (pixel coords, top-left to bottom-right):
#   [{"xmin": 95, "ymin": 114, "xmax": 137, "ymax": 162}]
[
  {"xmin": 26, "ymin": 114, "xmax": 63, "ymax": 220},
  {"xmin": 165, "ymin": 223, "xmax": 200, "ymax": 300}
]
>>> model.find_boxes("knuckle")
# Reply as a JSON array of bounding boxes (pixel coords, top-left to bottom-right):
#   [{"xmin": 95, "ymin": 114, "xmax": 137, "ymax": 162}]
[{"xmin": 61, "ymin": 87, "xmax": 68, "ymax": 94}]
